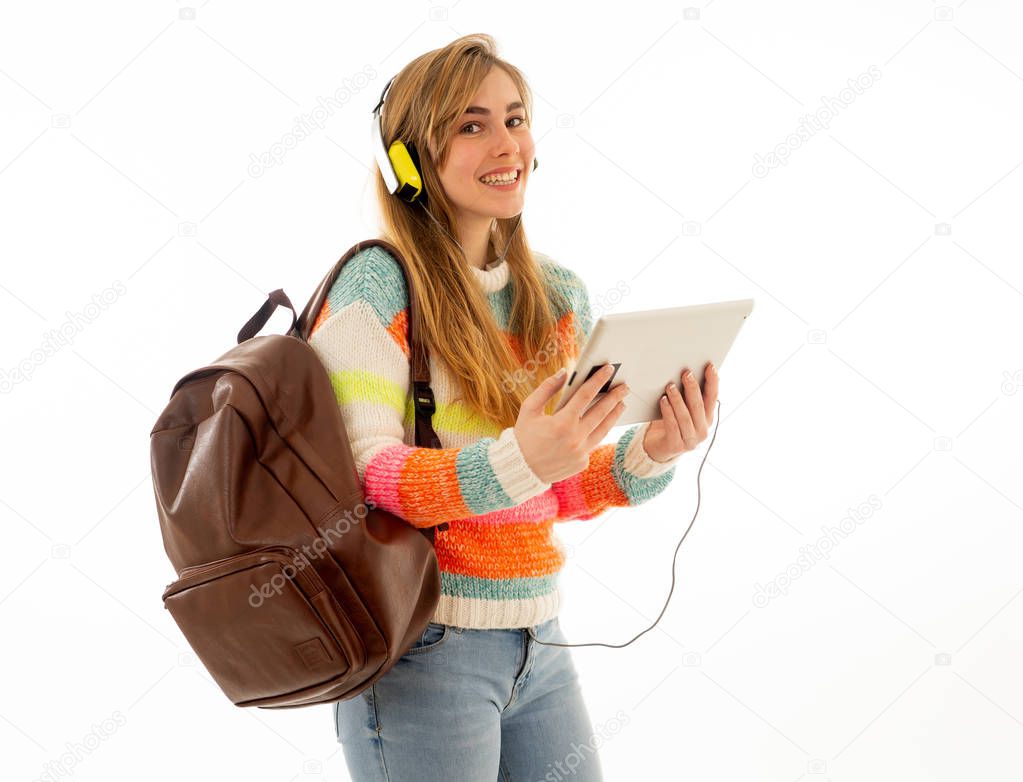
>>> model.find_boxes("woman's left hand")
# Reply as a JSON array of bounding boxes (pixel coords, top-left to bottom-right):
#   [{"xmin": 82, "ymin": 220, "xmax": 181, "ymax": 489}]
[{"xmin": 641, "ymin": 362, "xmax": 719, "ymax": 463}]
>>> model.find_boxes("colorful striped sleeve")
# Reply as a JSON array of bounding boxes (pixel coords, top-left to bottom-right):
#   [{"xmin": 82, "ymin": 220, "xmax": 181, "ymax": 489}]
[
  {"xmin": 541, "ymin": 261, "xmax": 681, "ymax": 523},
  {"xmin": 307, "ymin": 245, "xmax": 553, "ymax": 529}
]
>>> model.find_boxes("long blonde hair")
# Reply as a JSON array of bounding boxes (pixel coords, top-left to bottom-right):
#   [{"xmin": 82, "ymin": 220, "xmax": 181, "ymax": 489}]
[{"xmin": 373, "ymin": 34, "xmax": 577, "ymax": 431}]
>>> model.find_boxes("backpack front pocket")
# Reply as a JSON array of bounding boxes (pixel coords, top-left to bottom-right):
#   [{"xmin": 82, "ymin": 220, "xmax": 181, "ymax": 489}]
[{"xmin": 162, "ymin": 545, "xmax": 364, "ymax": 706}]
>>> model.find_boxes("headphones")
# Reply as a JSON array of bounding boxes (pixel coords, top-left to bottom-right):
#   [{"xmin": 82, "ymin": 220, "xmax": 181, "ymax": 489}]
[{"xmin": 371, "ymin": 76, "xmax": 537, "ymax": 204}]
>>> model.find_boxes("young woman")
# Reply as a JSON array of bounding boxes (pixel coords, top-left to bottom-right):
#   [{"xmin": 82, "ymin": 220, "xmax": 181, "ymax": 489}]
[{"xmin": 309, "ymin": 33, "xmax": 719, "ymax": 782}]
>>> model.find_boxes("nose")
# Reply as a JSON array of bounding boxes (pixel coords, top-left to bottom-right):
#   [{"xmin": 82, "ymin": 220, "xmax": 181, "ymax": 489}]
[{"xmin": 491, "ymin": 122, "xmax": 520, "ymax": 159}]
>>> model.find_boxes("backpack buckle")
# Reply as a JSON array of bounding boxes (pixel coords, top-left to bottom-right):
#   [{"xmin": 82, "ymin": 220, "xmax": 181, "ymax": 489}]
[{"xmin": 413, "ymin": 382, "xmax": 436, "ymax": 415}]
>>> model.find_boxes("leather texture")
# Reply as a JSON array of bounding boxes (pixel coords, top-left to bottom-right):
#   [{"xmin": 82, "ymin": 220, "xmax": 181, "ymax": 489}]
[{"xmin": 152, "ymin": 239, "xmax": 446, "ymax": 709}]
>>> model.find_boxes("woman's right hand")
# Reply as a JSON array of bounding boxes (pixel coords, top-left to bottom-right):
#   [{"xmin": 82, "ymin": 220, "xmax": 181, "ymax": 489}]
[{"xmin": 514, "ymin": 363, "xmax": 630, "ymax": 483}]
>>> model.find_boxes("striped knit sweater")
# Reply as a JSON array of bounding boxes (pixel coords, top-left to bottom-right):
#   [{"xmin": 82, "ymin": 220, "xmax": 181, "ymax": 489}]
[{"xmin": 307, "ymin": 243, "xmax": 681, "ymax": 629}]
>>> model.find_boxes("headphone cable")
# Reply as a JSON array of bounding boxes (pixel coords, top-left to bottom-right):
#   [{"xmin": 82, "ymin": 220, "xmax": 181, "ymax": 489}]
[
  {"xmin": 527, "ymin": 396, "xmax": 721, "ymax": 649},
  {"xmin": 417, "ymin": 199, "xmax": 522, "ymax": 268}
]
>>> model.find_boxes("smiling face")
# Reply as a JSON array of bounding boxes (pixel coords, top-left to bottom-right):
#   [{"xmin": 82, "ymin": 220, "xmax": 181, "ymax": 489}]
[{"xmin": 436, "ymin": 65, "xmax": 535, "ymax": 230}]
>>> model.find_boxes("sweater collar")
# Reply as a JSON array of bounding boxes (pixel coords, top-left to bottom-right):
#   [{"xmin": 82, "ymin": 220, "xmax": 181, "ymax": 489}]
[{"xmin": 468, "ymin": 254, "xmax": 510, "ymax": 294}]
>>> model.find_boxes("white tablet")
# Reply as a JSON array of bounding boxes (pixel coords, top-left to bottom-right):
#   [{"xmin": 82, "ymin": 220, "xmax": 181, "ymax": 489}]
[{"xmin": 552, "ymin": 298, "xmax": 755, "ymax": 426}]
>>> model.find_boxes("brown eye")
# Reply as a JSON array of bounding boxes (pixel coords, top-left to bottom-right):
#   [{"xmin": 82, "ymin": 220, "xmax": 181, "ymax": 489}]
[{"xmin": 460, "ymin": 117, "xmax": 527, "ymax": 135}]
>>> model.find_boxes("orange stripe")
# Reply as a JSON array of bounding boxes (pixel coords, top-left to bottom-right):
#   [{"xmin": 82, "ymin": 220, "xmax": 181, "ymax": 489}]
[
  {"xmin": 397, "ymin": 447, "xmax": 471, "ymax": 521},
  {"xmin": 310, "ymin": 300, "xmax": 332, "ymax": 337},
  {"xmin": 387, "ymin": 307, "xmax": 410, "ymax": 357},
  {"xmin": 503, "ymin": 315, "xmax": 577, "ymax": 369},
  {"xmin": 437, "ymin": 521, "xmax": 563, "ymax": 579},
  {"xmin": 559, "ymin": 312, "xmax": 581, "ymax": 357},
  {"xmin": 581, "ymin": 444, "xmax": 629, "ymax": 509}
]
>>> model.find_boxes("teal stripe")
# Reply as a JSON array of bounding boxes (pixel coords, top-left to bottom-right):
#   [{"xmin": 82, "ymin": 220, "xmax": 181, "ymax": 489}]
[
  {"xmin": 542, "ymin": 260, "xmax": 591, "ymax": 344},
  {"xmin": 325, "ymin": 246, "xmax": 408, "ymax": 329},
  {"xmin": 454, "ymin": 437, "xmax": 515, "ymax": 514},
  {"xmin": 441, "ymin": 571, "xmax": 559, "ymax": 601},
  {"xmin": 325, "ymin": 253, "xmax": 587, "ymax": 342},
  {"xmin": 611, "ymin": 425, "xmax": 676, "ymax": 505},
  {"xmin": 486, "ymin": 285, "xmax": 514, "ymax": 330}
]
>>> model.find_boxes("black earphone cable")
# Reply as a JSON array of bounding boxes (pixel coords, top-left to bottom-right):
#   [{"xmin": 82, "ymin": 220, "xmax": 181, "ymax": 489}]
[
  {"xmin": 526, "ymin": 396, "xmax": 721, "ymax": 649},
  {"xmin": 416, "ymin": 198, "xmax": 523, "ymax": 268}
]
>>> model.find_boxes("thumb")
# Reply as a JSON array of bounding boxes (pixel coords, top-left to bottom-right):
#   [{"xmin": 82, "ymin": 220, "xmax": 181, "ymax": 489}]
[{"xmin": 522, "ymin": 368, "xmax": 567, "ymax": 413}]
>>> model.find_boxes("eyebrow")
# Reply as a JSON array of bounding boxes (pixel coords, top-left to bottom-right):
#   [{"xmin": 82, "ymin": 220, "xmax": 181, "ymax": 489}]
[{"xmin": 462, "ymin": 101, "xmax": 524, "ymax": 116}]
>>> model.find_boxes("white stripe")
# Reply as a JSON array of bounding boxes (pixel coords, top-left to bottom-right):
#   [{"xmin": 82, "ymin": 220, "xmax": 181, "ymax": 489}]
[{"xmin": 430, "ymin": 590, "xmax": 560, "ymax": 629}]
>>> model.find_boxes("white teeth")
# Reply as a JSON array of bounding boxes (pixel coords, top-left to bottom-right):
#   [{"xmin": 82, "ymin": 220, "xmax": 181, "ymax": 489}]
[{"xmin": 479, "ymin": 170, "xmax": 519, "ymax": 184}]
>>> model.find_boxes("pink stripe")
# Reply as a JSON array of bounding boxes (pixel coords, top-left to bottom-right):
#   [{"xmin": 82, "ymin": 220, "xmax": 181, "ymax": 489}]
[
  {"xmin": 363, "ymin": 443, "xmax": 412, "ymax": 516},
  {"xmin": 465, "ymin": 491, "xmax": 560, "ymax": 526},
  {"xmin": 552, "ymin": 473, "xmax": 597, "ymax": 521}
]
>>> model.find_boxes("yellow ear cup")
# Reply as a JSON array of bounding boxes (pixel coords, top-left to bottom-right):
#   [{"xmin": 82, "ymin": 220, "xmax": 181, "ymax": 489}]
[{"xmin": 386, "ymin": 139, "xmax": 423, "ymax": 202}]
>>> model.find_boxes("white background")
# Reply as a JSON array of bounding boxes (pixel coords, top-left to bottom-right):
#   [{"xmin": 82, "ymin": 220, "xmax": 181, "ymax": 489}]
[{"xmin": 2, "ymin": 1, "xmax": 1022, "ymax": 780}]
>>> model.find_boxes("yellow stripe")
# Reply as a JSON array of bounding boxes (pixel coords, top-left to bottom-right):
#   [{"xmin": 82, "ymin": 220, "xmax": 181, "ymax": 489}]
[
  {"xmin": 328, "ymin": 369, "xmax": 502, "ymax": 438},
  {"xmin": 329, "ymin": 369, "xmax": 405, "ymax": 414},
  {"xmin": 432, "ymin": 399, "xmax": 502, "ymax": 437}
]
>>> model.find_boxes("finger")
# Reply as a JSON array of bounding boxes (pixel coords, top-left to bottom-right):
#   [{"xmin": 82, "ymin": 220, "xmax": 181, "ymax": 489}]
[
  {"xmin": 666, "ymin": 380, "xmax": 697, "ymax": 449},
  {"xmin": 580, "ymin": 379, "xmax": 629, "ymax": 435},
  {"xmin": 564, "ymin": 362, "xmax": 617, "ymax": 417},
  {"xmin": 522, "ymin": 368, "xmax": 569, "ymax": 414},
  {"xmin": 680, "ymin": 369, "xmax": 708, "ymax": 437},
  {"xmin": 584, "ymin": 396, "xmax": 627, "ymax": 450},
  {"xmin": 656, "ymin": 393, "xmax": 675, "ymax": 432},
  {"xmin": 702, "ymin": 363, "xmax": 719, "ymax": 423}
]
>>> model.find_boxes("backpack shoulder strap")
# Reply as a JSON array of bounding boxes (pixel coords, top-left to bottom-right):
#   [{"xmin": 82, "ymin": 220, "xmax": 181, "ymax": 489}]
[{"xmin": 292, "ymin": 239, "xmax": 442, "ymax": 450}]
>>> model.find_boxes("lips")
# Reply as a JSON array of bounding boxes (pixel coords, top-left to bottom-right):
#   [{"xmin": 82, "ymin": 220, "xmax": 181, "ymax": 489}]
[
  {"xmin": 478, "ymin": 169, "xmax": 521, "ymax": 186},
  {"xmin": 479, "ymin": 165, "xmax": 521, "ymax": 177}
]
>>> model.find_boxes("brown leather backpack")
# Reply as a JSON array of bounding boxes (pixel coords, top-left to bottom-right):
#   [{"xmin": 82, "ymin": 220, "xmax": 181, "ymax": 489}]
[{"xmin": 151, "ymin": 238, "xmax": 449, "ymax": 709}]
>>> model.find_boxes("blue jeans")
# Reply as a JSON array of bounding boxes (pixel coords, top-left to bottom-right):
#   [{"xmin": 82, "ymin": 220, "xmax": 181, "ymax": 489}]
[{"xmin": 332, "ymin": 616, "xmax": 605, "ymax": 781}]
